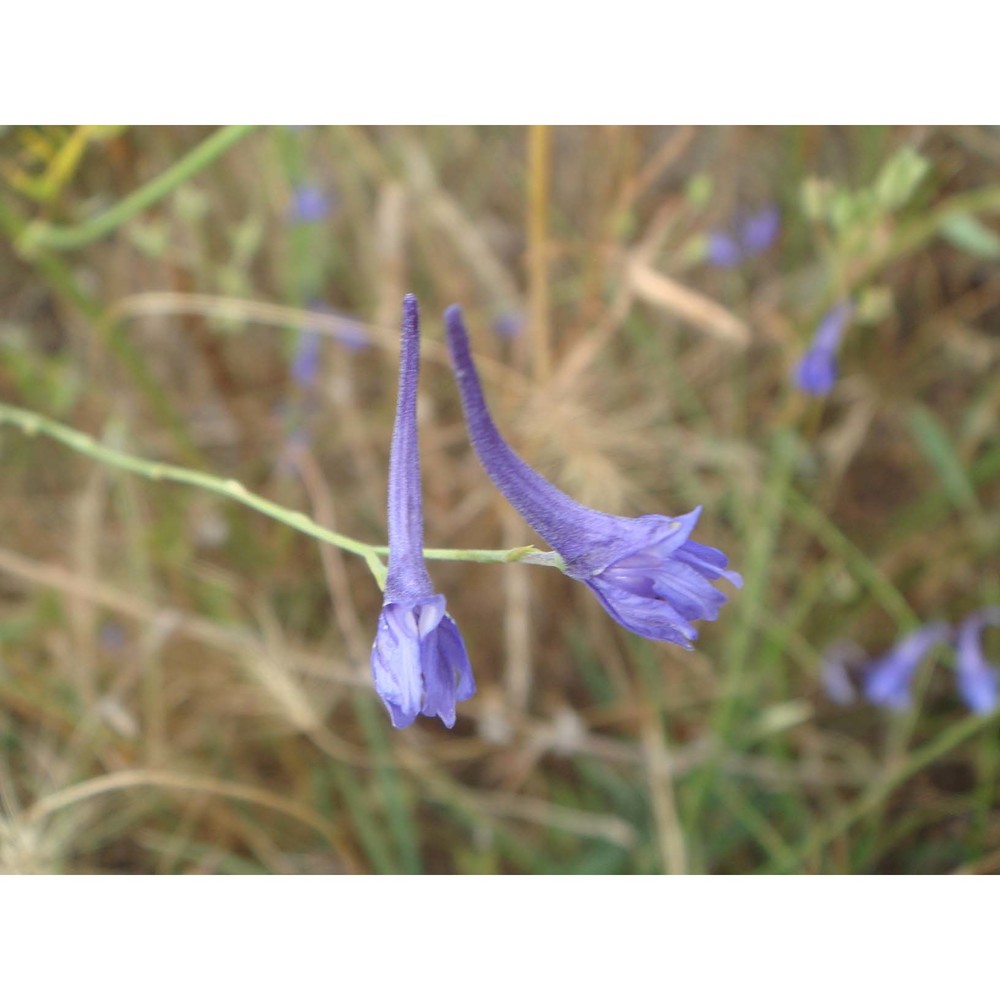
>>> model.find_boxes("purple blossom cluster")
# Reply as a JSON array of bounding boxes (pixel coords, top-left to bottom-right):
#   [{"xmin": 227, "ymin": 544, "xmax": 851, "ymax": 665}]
[
  {"xmin": 821, "ymin": 609, "xmax": 1000, "ymax": 715},
  {"xmin": 370, "ymin": 296, "xmax": 742, "ymax": 728},
  {"xmin": 705, "ymin": 206, "xmax": 781, "ymax": 268}
]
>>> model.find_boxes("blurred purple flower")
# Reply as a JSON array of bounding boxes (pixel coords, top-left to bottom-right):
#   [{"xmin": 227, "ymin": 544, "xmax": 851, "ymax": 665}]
[
  {"xmin": 290, "ymin": 328, "xmax": 321, "ymax": 387},
  {"xmin": 334, "ymin": 319, "xmax": 370, "ymax": 351},
  {"xmin": 444, "ymin": 305, "xmax": 741, "ymax": 650},
  {"xmin": 862, "ymin": 623, "xmax": 950, "ymax": 712},
  {"xmin": 820, "ymin": 640, "xmax": 867, "ymax": 706},
  {"xmin": 955, "ymin": 608, "xmax": 1000, "ymax": 715},
  {"xmin": 492, "ymin": 311, "xmax": 524, "ymax": 340},
  {"xmin": 99, "ymin": 621, "xmax": 126, "ymax": 652},
  {"xmin": 303, "ymin": 299, "xmax": 371, "ymax": 351},
  {"xmin": 290, "ymin": 184, "xmax": 333, "ymax": 224},
  {"xmin": 371, "ymin": 295, "xmax": 475, "ymax": 728},
  {"xmin": 793, "ymin": 301, "xmax": 853, "ymax": 397},
  {"xmin": 706, "ymin": 205, "xmax": 781, "ymax": 268}
]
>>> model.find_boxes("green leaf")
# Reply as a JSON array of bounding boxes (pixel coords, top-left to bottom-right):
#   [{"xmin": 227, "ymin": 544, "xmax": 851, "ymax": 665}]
[
  {"xmin": 874, "ymin": 147, "xmax": 930, "ymax": 211},
  {"xmin": 938, "ymin": 211, "xmax": 1000, "ymax": 259}
]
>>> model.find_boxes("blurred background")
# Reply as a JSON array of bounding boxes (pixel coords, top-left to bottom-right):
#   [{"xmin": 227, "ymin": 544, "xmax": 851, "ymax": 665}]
[{"xmin": 0, "ymin": 125, "xmax": 997, "ymax": 874}]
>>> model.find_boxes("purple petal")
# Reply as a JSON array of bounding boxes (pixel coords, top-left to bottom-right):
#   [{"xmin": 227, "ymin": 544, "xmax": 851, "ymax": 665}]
[
  {"xmin": 813, "ymin": 302, "xmax": 853, "ymax": 353},
  {"xmin": 792, "ymin": 301, "xmax": 853, "ymax": 397},
  {"xmin": 955, "ymin": 609, "xmax": 1000, "ymax": 715},
  {"xmin": 492, "ymin": 311, "xmax": 524, "ymax": 339},
  {"xmin": 290, "ymin": 328, "xmax": 321, "ymax": 387},
  {"xmin": 586, "ymin": 577, "xmax": 699, "ymax": 649},
  {"xmin": 740, "ymin": 206, "xmax": 781, "ymax": 254},
  {"xmin": 819, "ymin": 640, "xmax": 867, "ymax": 706},
  {"xmin": 706, "ymin": 232, "xmax": 743, "ymax": 268},
  {"xmin": 862, "ymin": 623, "xmax": 950, "ymax": 711},
  {"xmin": 371, "ymin": 602, "xmax": 429, "ymax": 729},
  {"xmin": 421, "ymin": 615, "xmax": 475, "ymax": 728},
  {"xmin": 290, "ymin": 184, "xmax": 333, "ymax": 224},
  {"xmin": 304, "ymin": 300, "xmax": 371, "ymax": 353},
  {"xmin": 793, "ymin": 345, "xmax": 838, "ymax": 396}
]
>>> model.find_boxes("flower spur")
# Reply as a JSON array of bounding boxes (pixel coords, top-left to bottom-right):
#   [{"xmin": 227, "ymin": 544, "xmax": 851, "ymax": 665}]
[
  {"xmin": 444, "ymin": 305, "xmax": 742, "ymax": 650},
  {"xmin": 955, "ymin": 608, "xmax": 1000, "ymax": 716},
  {"xmin": 793, "ymin": 301, "xmax": 853, "ymax": 397},
  {"xmin": 370, "ymin": 295, "xmax": 474, "ymax": 728}
]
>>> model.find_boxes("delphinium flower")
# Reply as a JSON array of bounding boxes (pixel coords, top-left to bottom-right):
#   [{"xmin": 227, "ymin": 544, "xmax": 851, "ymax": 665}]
[
  {"xmin": 706, "ymin": 205, "xmax": 781, "ymax": 268},
  {"xmin": 444, "ymin": 306, "xmax": 741, "ymax": 650},
  {"xmin": 289, "ymin": 183, "xmax": 333, "ymax": 224},
  {"xmin": 370, "ymin": 295, "xmax": 475, "ymax": 728},
  {"xmin": 793, "ymin": 301, "xmax": 853, "ymax": 397},
  {"xmin": 302, "ymin": 299, "xmax": 371, "ymax": 353},
  {"xmin": 290, "ymin": 328, "xmax": 321, "ymax": 388},
  {"xmin": 492, "ymin": 310, "xmax": 525, "ymax": 340},
  {"xmin": 861, "ymin": 622, "xmax": 951, "ymax": 712},
  {"xmin": 819, "ymin": 640, "xmax": 867, "ymax": 706},
  {"xmin": 954, "ymin": 608, "xmax": 1000, "ymax": 715}
]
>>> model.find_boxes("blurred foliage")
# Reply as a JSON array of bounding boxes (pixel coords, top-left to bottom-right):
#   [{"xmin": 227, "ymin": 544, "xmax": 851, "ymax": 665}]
[{"xmin": 0, "ymin": 125, "xmax": 997, "ymax": 874}]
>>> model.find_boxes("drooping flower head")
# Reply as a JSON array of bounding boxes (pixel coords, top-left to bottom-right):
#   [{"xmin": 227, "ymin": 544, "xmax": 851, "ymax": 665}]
[
  {"xmin": 444, "ymin": 306, "xmax": 742, "ymax": 650},
  {"xmin": 955, "ymin": 608, "xmax": 1000, "ymax": 716},
  {"xmin": 793, "ymin": 301, "xmax": 853, "ymax": 397},
  {"xmin": 861, "ymin": 622, "xmax": 950, "ymax": 712},
  {"xmin": 706, "ymin": 205, "xmax": 781, "ymax": 269},
  {"xmin": 371, "ymin": 295, "xmax": 474, "ymax": 728}
]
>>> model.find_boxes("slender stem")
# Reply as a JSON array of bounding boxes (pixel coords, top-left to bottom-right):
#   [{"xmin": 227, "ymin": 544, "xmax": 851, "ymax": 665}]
[
  {"xmin": 372, "ymin": 545, "xmax": 564, "ymax": 569},
  {"xmin": 18, "ymin": 125, "xmax": 259, "ymax": 254},
  {"xmin": 0, "ymin": 402, "xmax": 562, "ymax": 576},
  {"xmin": 0, "ymin": 400, "xmax": 371, "ymax": 557},
  {"xmin": 526, "ymin": 124, "xmax": 552, "ymax": 381}
]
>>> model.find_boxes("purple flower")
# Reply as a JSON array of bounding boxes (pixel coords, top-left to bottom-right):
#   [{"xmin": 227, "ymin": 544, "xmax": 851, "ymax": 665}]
[
  {"xmin": 99, "ymin": 621, "xmax": 126, "ymax": 652},
  {"xmin": 492, "ymin": 311, "xmax": 524, "ymax": 340},
  {"xmin": 862, "ymin": 623, "xmax": 950, "ymax": 711},
  {"xmin": 290, "ymin": 184, "xmax": 333, "ymax": 224},
  {"xmin": 793, "ymin": 301, "xmax": 853, "ymax": 396},
  {"xmin": 444, "ymin": 306, "xmax": 742, "ymax": 649},
  {"xmin": 706, "ymin": 206, "xmax": 781, "ymax": 268},
  {"xmin": 290, "ymin": 328, "xmax": 321, "ymax": 387},
  {"xmin": 371, "ymin": 295, "xmax": 475, "ymax": 728},
  {"xmin": 303, "ymin": 300, "xmax": 370, "ymax": 353},
  {"xmin": 820, "ymin": 640, "xmax": 866, "ymax": 706},
  {"xmin": 955, "ymin": 608, "xmax": 1000, "ymax": 715}
]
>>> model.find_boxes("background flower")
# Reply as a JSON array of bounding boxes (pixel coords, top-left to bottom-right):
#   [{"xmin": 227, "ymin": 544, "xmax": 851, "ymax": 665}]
[
  {"xmin": 706, "ymin": 205, "xmax": 781, "ymax": 268},
  {"xmin": 793, "ymin": 301, "xmax": 853, "ymax": 396},
  {"xmin": 955, "ymin": 608, "xmax": 1000, "ymax": 715}
]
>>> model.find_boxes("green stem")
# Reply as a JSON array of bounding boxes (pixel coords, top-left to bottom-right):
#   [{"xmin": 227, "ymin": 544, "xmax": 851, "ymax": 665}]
[
  {"xmin": 18, "ymin": 125, "xmax": 259, "ymax": 254},
  {"xmin": 0, "ymin": 401, "xmax": 560, "ymax": 579},
  {"xmin": 371, "ymin": 545, "xmax": 563, "ymax": 568}
]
